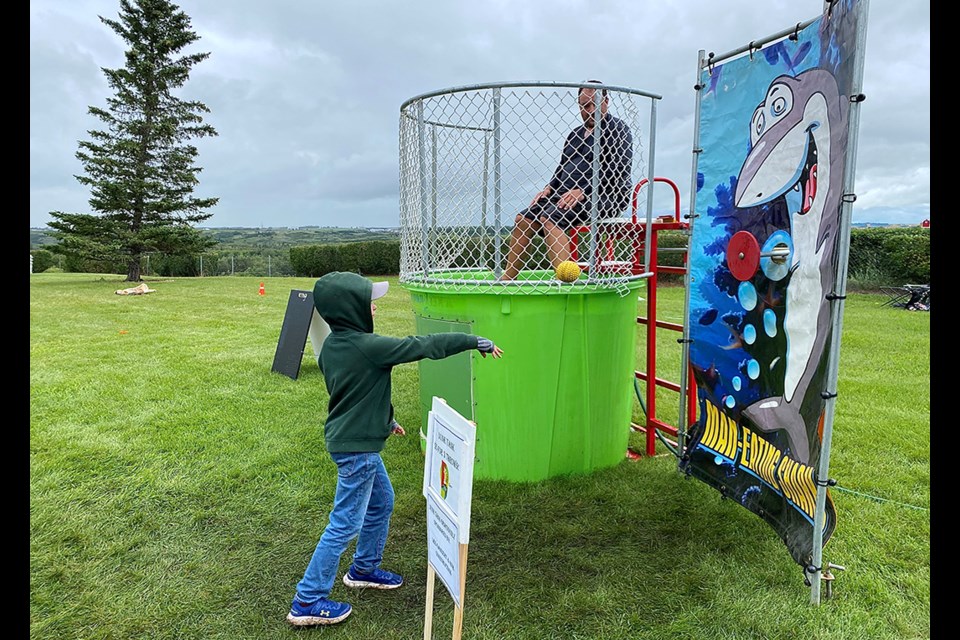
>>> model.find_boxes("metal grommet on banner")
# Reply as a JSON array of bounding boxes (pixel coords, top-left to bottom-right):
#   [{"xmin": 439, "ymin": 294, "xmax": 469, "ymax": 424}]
[
  {"xmin": 849, "ymin": 93, "xmax": 866, "ymax": 103},
  {"xmin": 789, "ymin": 22, "xmax": 802, "ymax": 41},
  {"xmin": 707, "ymin": 52, "xmax": 716, "ymax": 76}
]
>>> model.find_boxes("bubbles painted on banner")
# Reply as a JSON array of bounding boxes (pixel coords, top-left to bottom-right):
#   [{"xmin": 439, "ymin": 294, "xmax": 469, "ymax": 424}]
[
  {"xmin": 763, "ymin": 308, "xmax": 778, "ymax": 337},
  {"xmin": 738, "ymin": 281, "xmax": 758, "ymax": 310}
]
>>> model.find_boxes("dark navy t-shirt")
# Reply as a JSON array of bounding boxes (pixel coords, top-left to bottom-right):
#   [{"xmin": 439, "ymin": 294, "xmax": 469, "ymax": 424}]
[{"xmin": 548, "ymin": 113, "xmax": 633, "ymax": 215}]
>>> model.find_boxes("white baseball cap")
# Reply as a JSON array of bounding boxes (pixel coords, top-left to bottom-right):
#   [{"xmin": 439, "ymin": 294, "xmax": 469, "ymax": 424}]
[{"xmin": 371, "ymin": 281, "xmax": 389, "ymax": 300}]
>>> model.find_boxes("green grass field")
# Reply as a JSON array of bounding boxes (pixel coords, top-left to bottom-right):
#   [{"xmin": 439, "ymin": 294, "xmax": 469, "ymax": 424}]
[{"xmin": 30, "ymin": 273, "xmax": 930, "ymax": 639}]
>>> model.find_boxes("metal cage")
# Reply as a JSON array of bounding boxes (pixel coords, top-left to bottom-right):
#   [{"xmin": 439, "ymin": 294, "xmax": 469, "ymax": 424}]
[{"xmin": 398, "ymin": 81, "xmax": 661, "ymax": 293}]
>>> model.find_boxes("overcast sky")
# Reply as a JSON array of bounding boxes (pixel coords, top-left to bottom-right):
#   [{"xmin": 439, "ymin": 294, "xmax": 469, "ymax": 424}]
[{"xmin": 30, "ymin": 0, "xmax": 929, "ymax": 229}]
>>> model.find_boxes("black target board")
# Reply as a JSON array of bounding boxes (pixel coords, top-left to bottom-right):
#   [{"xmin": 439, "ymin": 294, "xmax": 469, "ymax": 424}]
[{"xmin": 271, "ymin": 289, "xmax": 316, "ymax": 380}]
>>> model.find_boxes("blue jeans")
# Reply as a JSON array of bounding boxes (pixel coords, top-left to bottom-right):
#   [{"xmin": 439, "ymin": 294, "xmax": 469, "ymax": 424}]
[{"xmin": 294, "ymin": 451, "xmax": 395, "ymax": 603}]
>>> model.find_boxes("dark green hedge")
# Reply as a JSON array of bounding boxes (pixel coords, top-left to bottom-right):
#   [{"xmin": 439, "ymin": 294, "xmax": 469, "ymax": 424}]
[
  {"xmin": 60, "ymin": 254, "xmax": 127, "ymax": 275},
  {"xmin": 848, "ymin": 226, "xmax": 930, "ymax": 285},
  {"xmin": 287, "ymin": 227, "xmax": 930, "ymax": 289},
  {"xmin": 30, "ymin": 249, "xmax": 56, "ymax": 273},
  {"xmin": 290, "ymin": 240, "xmax": 401, "ymax": 277}
]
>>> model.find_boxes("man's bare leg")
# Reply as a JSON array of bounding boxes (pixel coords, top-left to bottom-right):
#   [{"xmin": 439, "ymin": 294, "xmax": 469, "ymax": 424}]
[
  {"xmin": 500, "ymin": 215, "xmax": 539, "ymax": 280},
  {"xmin": 542, "ymin": 218, "xmax": 573, "ymax": 268}
]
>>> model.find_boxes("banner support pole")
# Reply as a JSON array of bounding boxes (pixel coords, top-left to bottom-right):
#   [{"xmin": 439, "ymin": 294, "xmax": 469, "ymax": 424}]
[{"xmin": 809, "ymin": 0, "xmax": 872, "ymax": 606}]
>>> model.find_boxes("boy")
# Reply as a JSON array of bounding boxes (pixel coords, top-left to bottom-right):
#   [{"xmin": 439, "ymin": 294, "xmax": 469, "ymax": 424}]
[{"xmin": 287, "ymin": 271, "xmax": 503, "ymax": 626}]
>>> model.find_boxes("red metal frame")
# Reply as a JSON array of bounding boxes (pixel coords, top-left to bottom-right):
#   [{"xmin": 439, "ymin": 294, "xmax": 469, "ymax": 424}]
[{"xmin": 569, "ymin": 177, "xmax": 697, "ymax": 457}]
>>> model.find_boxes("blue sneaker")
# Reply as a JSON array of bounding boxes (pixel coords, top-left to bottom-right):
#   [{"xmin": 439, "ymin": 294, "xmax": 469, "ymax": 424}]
[
  {"xmin": 286, "ymin": 598, "xmax": 352, "ymax": 626},
  {"xmin": 342, "ymin": 566, "xmax": 404, "ymax": 590}
]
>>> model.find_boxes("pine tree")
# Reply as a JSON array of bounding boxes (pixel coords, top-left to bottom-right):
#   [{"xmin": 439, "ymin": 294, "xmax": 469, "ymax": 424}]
[{"xmin": 48, "ymin": 0, "xmax": 218, "ymax": 282}]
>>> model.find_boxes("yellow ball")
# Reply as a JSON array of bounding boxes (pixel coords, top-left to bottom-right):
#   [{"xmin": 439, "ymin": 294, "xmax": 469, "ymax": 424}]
[{"xmin": 555, "ymin": 260, "xmax": 582, "ymax": 282}]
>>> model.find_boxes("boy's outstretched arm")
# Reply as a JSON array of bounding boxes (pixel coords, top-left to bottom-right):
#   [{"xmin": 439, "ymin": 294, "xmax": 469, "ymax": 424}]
[{"xmin": 369, "ymin": 333, "xmax": 503, "ymax": 366}]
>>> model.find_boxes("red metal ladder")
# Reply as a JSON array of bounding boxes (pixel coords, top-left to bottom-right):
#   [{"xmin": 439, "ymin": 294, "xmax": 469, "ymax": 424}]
[
  {"xmin": 627, "ymin": 177, "xmax": 697, "ymax": 457},
  {"xmin": 567, "ymin": 177, "xmax": 697, "ymax": 457}
]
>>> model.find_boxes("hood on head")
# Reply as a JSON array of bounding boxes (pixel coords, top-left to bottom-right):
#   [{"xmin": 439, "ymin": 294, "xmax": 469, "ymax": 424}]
[{"xmin": 313, "ymin": 271, "xmax": 379, "ymax": 333}]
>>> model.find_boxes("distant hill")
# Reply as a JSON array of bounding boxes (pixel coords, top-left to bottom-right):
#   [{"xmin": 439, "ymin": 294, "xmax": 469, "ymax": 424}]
[
  {"xmin": 30, "ymin": 226, "xmax": 400, "ymax": 251},
  {"xmin": 30, "ymin": 222, "xmax": 924, "ymax": 251},
  {"xmin": 850, "ymin": 222, "xmax": 929, "ymax": 228}
]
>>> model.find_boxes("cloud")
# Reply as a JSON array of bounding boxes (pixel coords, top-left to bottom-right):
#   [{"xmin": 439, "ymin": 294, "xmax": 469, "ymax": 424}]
[{"xmin": 30, "ymin": 0, "xmax": 930, "ymax": 229}]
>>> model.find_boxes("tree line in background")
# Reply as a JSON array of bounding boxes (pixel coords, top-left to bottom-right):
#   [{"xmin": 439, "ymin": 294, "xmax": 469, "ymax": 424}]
[{"xmin": 31, "ymin": 225, "xmax": 929, "ymax": 290}]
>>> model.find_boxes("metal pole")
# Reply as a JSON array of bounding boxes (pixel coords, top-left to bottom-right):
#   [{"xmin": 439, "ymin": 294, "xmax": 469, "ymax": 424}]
[
  {"xmin": 268, "ymin": 255, "xmax": 272, "ymax": 277},
  {"xmin": 481, "ymin": 133, "xmax": 490, "ymax": 229},
  {"xmin": 401, "ymin": 81, "xmax": 660, "ymax": 112},
  {"xmin": 810, "ymin": 0, "xmax": 872, "ymax": 605},
  {"xmin": 642, "ymin": 98, "xmax": 658, "ymax": 274},
  {"xmin": 493, "ymin": 88, "xmax": 503, "ymax": 278},
  {"xmin": 431, "ymin": 126, "xmax": 438, "ymax": 239},
  {"xmin": 677, "ymin": 49, "xmax": 708, "ymax": 457},
  {"xmin": 417, "ymin": 100, "xmax": 431, "ymax": 275},
  {"xmin": 199, "ymin": 255, "xmax": 203, "ymax": 277},
  {"xmin": 588, "ymin": 88, "xmax": 602, "ymax": 276},
  {"xmin": 706, "ymin": 16, "xmax": 819, "ymax": 67}
]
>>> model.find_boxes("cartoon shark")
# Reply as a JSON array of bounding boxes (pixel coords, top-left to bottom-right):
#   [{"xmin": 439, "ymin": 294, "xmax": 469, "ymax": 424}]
[{"xmin": 733, "ymin": 69, "xmax": 848, "ymax": 465}]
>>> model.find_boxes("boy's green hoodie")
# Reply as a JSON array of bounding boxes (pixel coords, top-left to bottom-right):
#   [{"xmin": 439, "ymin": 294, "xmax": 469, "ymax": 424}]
[{"xmin": 313, "ymin": 271, "xmax": 480, "ymax": 453}]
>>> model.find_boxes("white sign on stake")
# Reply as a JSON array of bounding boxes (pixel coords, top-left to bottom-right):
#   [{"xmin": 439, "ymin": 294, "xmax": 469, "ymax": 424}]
[
  {"xmin": 422, "ymin": 397, "xmax": 476, "ymax": 637},
  {"xmin": 422, "ymin": 396, "xmax": 476, "ymax": 543},
  {"xmin": 425, "ymin": 491, "xmax": 462, "ymax": 606}
]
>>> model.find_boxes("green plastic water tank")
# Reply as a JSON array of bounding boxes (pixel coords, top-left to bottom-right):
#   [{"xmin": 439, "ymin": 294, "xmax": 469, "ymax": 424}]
[{"xmin": 404, "ymin": 270, "xmax": 641, "ymax": 482}]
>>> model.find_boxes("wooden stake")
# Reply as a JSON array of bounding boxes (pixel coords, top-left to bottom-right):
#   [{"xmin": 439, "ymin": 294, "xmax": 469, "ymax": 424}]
[
  {"xmin": 452, "ymin": 543, "xmax": 469, "ymax": 640},
  {"xmin": 424, "ymin": 564, "xmax": 436, "ymax": 640}
]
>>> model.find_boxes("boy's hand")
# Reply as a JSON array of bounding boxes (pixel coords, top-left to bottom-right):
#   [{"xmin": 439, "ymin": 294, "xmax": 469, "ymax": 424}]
[
  {"xmin": 476, "ymin": 337, "xmax": 503, "ymax": 359},
  {"xmin": 390, "ymin": 422, "xmax": 406, "ymax": 436},
  {"xmin": 481, "ymin": 345, "xmax": 503, "ymax": 359}
]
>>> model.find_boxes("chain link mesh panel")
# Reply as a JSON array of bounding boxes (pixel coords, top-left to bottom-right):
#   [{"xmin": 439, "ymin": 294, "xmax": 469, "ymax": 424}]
[{"xmin": 399, "ymin": 82, "xmax": 658, "ymax": 293}]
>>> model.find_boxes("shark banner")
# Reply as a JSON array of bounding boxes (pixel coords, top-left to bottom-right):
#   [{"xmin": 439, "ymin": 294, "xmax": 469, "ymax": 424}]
[{"xmin": 680, "ymin": 0, "xmax": 868, "ymax": 567}]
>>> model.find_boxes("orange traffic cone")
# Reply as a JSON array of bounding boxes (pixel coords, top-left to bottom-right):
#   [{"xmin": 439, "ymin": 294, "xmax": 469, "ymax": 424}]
[{"xmin": 259, "ymin": 282, "xmax": 265, "ymax": 296}]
